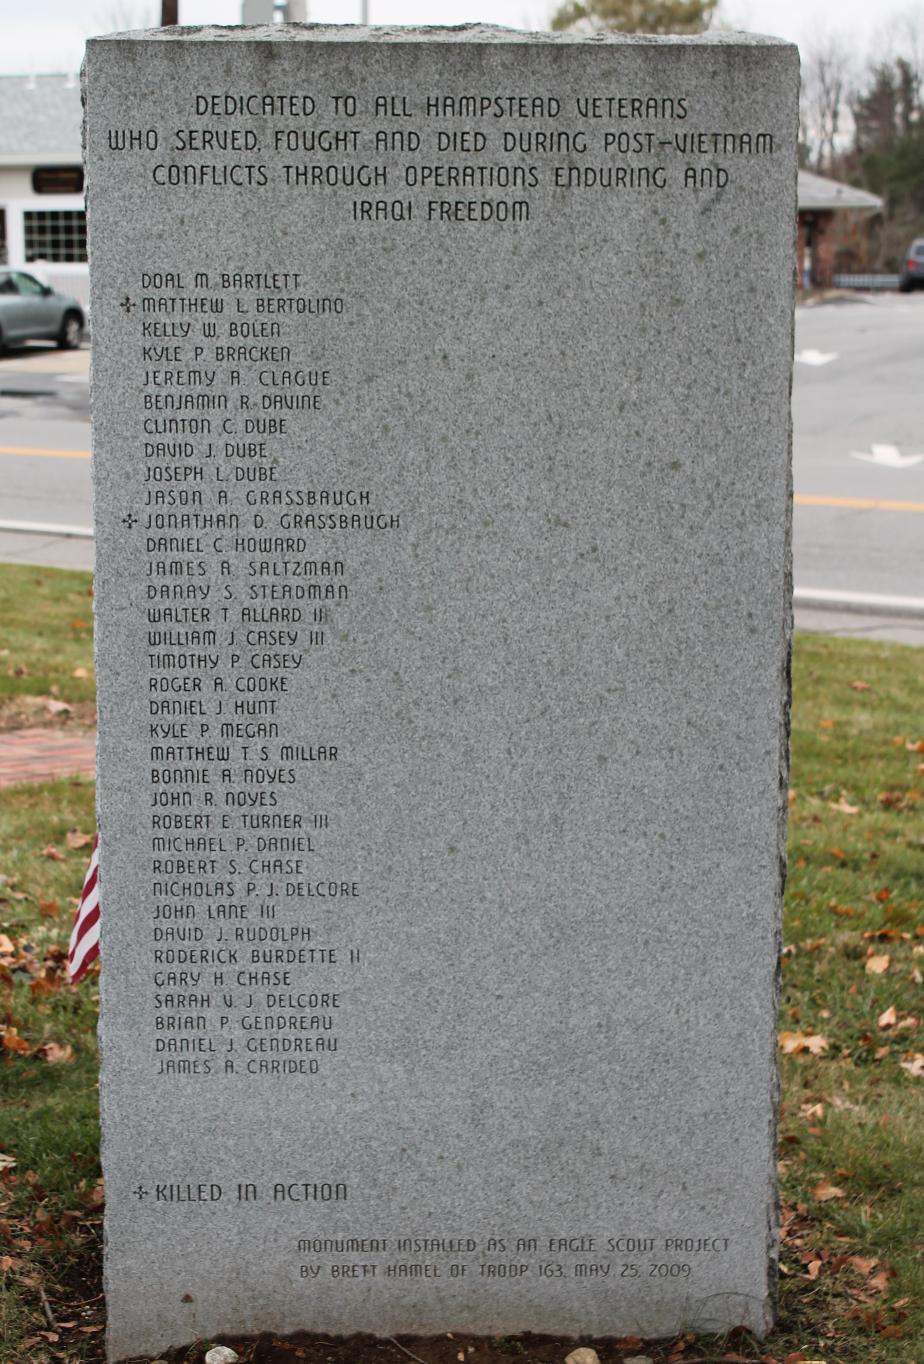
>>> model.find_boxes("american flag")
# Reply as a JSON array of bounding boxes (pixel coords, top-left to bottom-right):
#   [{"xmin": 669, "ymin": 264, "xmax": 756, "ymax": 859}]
[{"xmin": 68, "ymin": 834, "xmax": 100, "ymax": 983}]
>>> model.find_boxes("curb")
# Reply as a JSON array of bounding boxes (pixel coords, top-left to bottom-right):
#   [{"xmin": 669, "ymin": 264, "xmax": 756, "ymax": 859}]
[{"xmin": 794, "ymin": 587, "xmax": 924, "ymax": 620}]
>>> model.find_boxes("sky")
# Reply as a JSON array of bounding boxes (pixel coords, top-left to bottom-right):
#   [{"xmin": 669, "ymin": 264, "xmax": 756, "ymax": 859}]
[{"xmin": 0, "ymin": 0, "xmax": 920, "ymax": 75}]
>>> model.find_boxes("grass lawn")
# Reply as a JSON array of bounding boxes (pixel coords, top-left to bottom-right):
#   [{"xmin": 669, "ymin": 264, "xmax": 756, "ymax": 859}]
[
  {"xmin": 0, "ymin": 564, "xmax": 96, "ymax": 730},
  {"xmin": 0, "ymin": 566, "xmax": 922, "ymax": 1363}
]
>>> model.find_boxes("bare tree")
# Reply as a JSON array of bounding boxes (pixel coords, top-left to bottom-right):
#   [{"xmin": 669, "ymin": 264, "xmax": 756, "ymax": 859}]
[{"xmin": 800, "ymin": 27, "xmax": 854, "ymax": 174}]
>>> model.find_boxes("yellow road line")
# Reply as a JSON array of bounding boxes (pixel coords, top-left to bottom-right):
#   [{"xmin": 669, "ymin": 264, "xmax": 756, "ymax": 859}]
[
  {"xmin": 0, "ymin": 444, "xmax": 91, "ymax": 460},
  {"xmin": 795, "ymin": 493, "xmax": 924, "ymax": 513}
]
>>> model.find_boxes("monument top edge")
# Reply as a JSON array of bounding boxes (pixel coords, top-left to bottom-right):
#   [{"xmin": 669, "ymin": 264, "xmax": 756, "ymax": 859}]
[{"xmin": 85, "ymin": 22, "xmax": 797, "ymax": 50}]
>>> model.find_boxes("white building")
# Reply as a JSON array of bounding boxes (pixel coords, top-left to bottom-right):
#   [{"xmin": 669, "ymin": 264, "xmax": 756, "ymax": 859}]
[{"xmin": 0, "ymin": 74, "xmax": 87, "ymax": 306}]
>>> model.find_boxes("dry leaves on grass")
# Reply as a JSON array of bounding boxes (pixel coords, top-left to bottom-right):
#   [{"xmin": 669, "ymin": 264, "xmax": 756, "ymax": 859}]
[
  {"xmin": 829, "ymin": 797, "xmax": 859, "ymax": 814},
  {"xmin": 899, "ymin": 1053, "xmax": 924, "ymax": 1078},
  {"xmin": 779, "ymin": 1031, "xmax": 829, "ymax": 1056},
  {"xmin": 879, "ymin": 788, "xmax": 921, "ymax": 810},
  {"xmin": 878, "ymin": 1005, "xmax": 897, "ymax": 1029},
  {"xmin": 0, "ymin": 1026, "xmax": 31, "ymax": 1054},
  {"xmin": 812, "ymin": 1179, "xmax": 845, "ymax": 1202},
  {"xmin": 34, "ymin": 1041, "xmax": 74, "ymax": 1065},
  {"xmin": 65, "ymin": 829, "xmax": 93, "ymax": 850},
  {"xmin": 40, "ymin": 845, "xmax": 65, "ymax": 862},
  {"xmin": 865, "ymin": 953, "xmax": 890, "ymax": 975}
]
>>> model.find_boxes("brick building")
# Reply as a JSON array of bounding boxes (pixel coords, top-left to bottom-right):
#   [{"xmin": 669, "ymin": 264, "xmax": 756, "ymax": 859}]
[{"xmin": 797, "ymin": 170, "xmax": 884, "ymax": 287}]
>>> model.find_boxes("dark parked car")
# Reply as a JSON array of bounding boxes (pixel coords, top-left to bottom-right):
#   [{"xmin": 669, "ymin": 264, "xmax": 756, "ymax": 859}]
[
  {"xmin": 899, "ymin": 238, "xmax": 924, "ymax": 292},
  {"xmin": 0, "ymin": 269, "xmax": 85, "ymax": 350}
]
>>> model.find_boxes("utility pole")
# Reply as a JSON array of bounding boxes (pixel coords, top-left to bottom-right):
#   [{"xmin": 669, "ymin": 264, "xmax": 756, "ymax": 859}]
[{"xmin": 161, "ymin": 0, "xmax": 178, "ymax": 23}]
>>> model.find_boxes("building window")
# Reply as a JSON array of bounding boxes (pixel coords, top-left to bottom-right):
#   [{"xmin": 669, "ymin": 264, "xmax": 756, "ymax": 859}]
[
  {"xmin": 23, "ymin": 209, "xmax": 87, "ymax": 263},
  {"xmin": 32, "ymin": 166, "xmax": 85, "ymax": 195}
]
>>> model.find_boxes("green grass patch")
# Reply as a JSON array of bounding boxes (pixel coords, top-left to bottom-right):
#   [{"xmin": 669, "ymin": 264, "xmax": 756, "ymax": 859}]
[
  {"xmin": 0, "ymin": 564, "xmax": 95, "ymax": 708},
  {"xmin": 0, "ymin": 778, "xmax": 102, "ymax": 1359},
  {"xmin": 0, "ymin": 617, "xmax": 922, "ymax": 1362}
]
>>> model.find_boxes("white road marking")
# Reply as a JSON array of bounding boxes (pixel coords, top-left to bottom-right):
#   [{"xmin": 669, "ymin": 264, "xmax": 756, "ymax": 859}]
[
  {"xmin": 851, "ymin": 443, "xmax": 924, "ymax": 469},
  {"xmin": 795, "ymin": 349, "xmax": 838, "ymax": 366}
]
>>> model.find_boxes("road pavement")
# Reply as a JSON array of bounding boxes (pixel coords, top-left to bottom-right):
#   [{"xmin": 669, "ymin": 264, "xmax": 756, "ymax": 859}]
[{"xmin": 1, "ymin": 294, "xmax": 922, "ymax": 640}]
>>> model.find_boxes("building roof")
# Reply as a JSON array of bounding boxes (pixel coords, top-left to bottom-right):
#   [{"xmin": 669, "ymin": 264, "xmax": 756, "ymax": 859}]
[
  {"xmin": 798, "ymin": 169, "xmax": 883, "ymax": 215},
  {"xmin": 0, "ymin": 74, "xmax": 82, "ymax": 164}
]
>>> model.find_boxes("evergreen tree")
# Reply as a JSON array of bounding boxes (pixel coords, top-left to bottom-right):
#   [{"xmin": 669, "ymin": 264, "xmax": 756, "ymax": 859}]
[{"xmin": 550, "ymin": 0, "xmax": 717, "ymax": 35}]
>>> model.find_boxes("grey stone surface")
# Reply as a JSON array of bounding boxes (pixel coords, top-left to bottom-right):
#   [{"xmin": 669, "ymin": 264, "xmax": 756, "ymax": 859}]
[{"xmin": 85, "ymin": 25, "xmax": 797, "ymax": 1362}]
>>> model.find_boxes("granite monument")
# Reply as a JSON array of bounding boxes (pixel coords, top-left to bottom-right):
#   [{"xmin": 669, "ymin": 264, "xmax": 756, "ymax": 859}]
[{"xmin": 84, "ymin": 25, "xmax": 798, "ymax": 1360}]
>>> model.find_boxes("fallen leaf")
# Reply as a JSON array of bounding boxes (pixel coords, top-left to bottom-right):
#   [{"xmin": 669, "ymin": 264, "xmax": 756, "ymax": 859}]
[
  {"xmin": 866, "ymin": 954, "xmax": 890, "ymax": 975},
  {"xmin": 850, "ymin": 680, "xmax": 871, "ymax": 691},
  {"xmin": 1, "ymin": 1027, "xmax": 31, "ymax": 1054},
  {"xmin": 820, "ymin": 719, "xmax": 834, "ymax": 729},
  {"xmin": 829, "ymin": 798, "xmax": 859, "ymax": 815},
  {"xmin": 0, "ymin": 933, "xmax": 14, "ymax": 955},
  {"xmin": 44, "ymin": 698, "xmax": 71, "ymax": 717},
  {"xmin": 38, "ymin": 899, "xmax": 59, "ymax": 918},
  {"xmin": 65, "ymin": 829, "xmax": 93, "ymax": 850},
  {"xmin": 899, "ymin": 1053, "xmax": 924, "ymax": 1079},
  {"xmin": 829, "ymin": 847, "xmax": 847, "ymax": 861},
  {"xmin": 905, "ymin": 739, "xmax": 924, "ymax": 752},
  {"xmin": 812, "ymin": 1180, "xmax": 845, "ymax": 1202},
  {"xmin": 779, "ymin": 1031, "xmax": 828, "ymax": 1056},
  {"xmin": 0, "ymin": 1153, "xmax": 15, "ymax": 1171},
  {"xmin": 72, "ymin": 666, "xmax": 89, "ymax": 679},
  {"xmin": 35, "ymin": 1042, "xmax": 74, "ymax": 1065},
  {"xmin": 878, "ymin": 1006, "xmax": 897, "ymax": 1029},
  {"xmin": 41, "ymin": 845, "xmax": 65, "ymax": 862},
  {"xmin": 867, "ymin": 1268, "xmax": 893, "ymax": 1296},
  {"xmin": 847, "ymin": 1255, "xmax": 878, "ymax": 1276}
]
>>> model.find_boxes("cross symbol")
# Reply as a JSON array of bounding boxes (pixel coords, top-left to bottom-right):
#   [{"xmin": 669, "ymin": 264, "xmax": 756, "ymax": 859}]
[
  {"xmin": 133, "ymin": 1184, "xmax": 149, "ymax": 1200},
  {"xmin": 122, "ymin": 512, "xmax": 138, "ymax": 528},
  {"xmin": 120, "ymin": 296, "xmax": 135, "ymax": 313}
]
